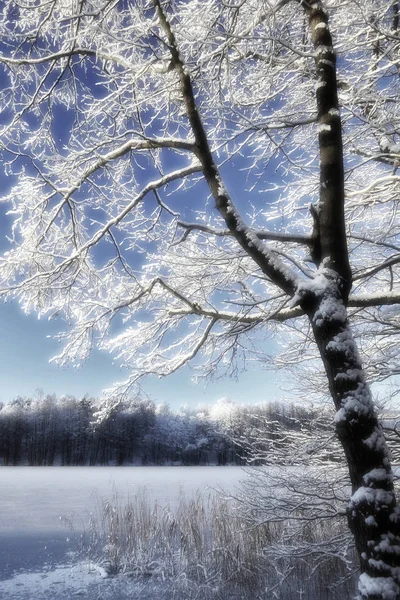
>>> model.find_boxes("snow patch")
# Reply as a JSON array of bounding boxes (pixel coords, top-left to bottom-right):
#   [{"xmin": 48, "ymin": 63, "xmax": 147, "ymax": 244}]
[
  {"xmin": 319, "ymin": 59, "xmax": 334, "ymax": 68},
  {"xmin": 349, "ymin": 486, "xmax": 394, "ymax": 512},
  {"xmin": 326, "ymin": 329, "xmax": 359, "ymax": 359},
  {"xmin": 363, "ymin": 468, "xmax": 391, "ymax": 487},
  {"xmin": 374, "ymin": 535, "xmax": 400, "ymax": 556},
  {"xmin": 334, "ymin": 390, "xmax": 371, "ymax": 422},
  {"xmin": 315, "ymin": 45, "xmax": 334, "ymax": 55},
  {"xmin": 318, "ymin": 123, "xmax": 332, "ymax": 133},
  {"xmin": 363, "ymin": 428, "xmax": 388, "ymax": 453},
  {"xmin": 290, "ymin": 265, "xmax": 346, "ymax": 323},
  {"xmin": 358, "ymin": 573, "xmax": 400, "ymax": 600},
  {"xmin": 333, "ymin": 371, "xmax": 374, "ymax": 422},
  {"xmin": 92, "ymin": 563, "xmax": 110, "ymax": 578},
  {"xmin": 314, "ymin": 295, "xmax": 347, "ymax": 327},
  {"xmin": 380, "ymin": 136, "xmax": 400, "ymax": 154},
  {"xmin": 0, "ymin": 561, "xmax": 112, "ymax": 599},
  {"xmin": 218, "ymin": 183, "xmax": 227, "ymax": 197},
  {"xmin": 334, "ymin": 368, "xmax": 364, "ymax": 384},
  {"xmin": 241, "ymin": 227, "xmax": 297, "ymax": 283}
]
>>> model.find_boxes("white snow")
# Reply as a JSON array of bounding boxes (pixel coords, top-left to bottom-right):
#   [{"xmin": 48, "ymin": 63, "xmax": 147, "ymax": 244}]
[
  {"xmin": 317, "ymin": 123, "xmax": 332, "ymax": 133},
  {"xmin": 380, "ymin": 135, "xmax": 400, "ymax": 154},
  {"xmin": 363, "ymin": 427, "xmax": 388, "ymax": 453},
  {"xmin": 316, "ymin": 296, "xmax": 347, "ymax": 326},
  {"xmin": 358, "ymin": 573, "xmax": 400, "ymax": 600},
  {"xmin": 315, "ymin": 46, "xmax": 334, "ymax": 55},
  {"xmin": 218, "ymin": 183, "xmax": 227, "ymax": 197},
  {"xmin": 349, "ymin": 486, "xmax": 394, "ymax": 512},
  {"xmin": 334, "ymin": 397, "xmax": 369, "ymax": 423},
  {"xmin": 326, "ymin": 330, "xmax": 359, "ymax": 359},
  {"xmin": 215, "ymin": 173, "xmax": 228, "ymax": 199},
  {"xmin": 290, "ymin": 265, "xmax": 341, "ymax": 311},
  {"xmin": 363, "ymin": 468, "xmax": 391, "ymax": 486},
  {"xmin": 374, "ymin": 535, "xmax": 400, "ymax": 555},
  {"xmin": 0, "ymin": 561, "xmax": 152, "ymax": 599},
  {"xmin": 334, "ymin": 368, "xmax": 364, "ymax": 384}
]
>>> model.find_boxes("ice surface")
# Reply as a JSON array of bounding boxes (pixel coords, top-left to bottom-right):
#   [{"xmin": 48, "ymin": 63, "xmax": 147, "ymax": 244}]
[{"xmin": 0, "ymin": 466, "xmax": 246, "ymax": 533}]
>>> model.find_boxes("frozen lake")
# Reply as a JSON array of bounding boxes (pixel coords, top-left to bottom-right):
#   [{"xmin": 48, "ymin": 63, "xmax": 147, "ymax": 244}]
[
  {"xmin": 0, "ymin": 466, "xmax": 247, "ymax": 533},
  {"xmin": 0, "ymin": 466, "xmax": 248, "ymax": 587}
]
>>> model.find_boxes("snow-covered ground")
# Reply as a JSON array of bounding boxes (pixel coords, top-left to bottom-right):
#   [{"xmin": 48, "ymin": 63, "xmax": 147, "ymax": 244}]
[
  {"xmin": 0, "ymin": 466, "xmax": 246, "ymax": 599},
  {"xmin": 0, "ymin": 559, "xmax": 175, "ymax": 599}
]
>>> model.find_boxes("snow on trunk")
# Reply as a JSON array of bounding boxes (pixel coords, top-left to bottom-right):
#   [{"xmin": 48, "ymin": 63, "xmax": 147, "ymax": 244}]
[{"xmin": 302, "ymin": 271, "xmax": 400, "ymax": 600}]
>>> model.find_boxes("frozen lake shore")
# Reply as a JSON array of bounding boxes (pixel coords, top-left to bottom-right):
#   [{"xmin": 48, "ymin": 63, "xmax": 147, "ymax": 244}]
[{"xmin": 0, "ymin": 466, "xmax": 247, "ymax": 598}]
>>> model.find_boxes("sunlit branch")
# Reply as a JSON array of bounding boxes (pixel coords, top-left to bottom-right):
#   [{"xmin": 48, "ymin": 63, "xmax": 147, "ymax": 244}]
[
  {"xmin": 154, "ymin": 0, "xmax": 298, "ymax": 297},
  {"xmin": 174, "ymin": 220, "xmax": 312, "ymax": 245},
  {"xmin": 0, "ymin": 48, "xmax": 97, "ymax": 65},
  {"xmin": 40, "ymin": 143, "xmax": 198, "ymax": 242},
  {"xmin": 353, "ymin": 255, "xmax": 400, "ymax": 281}
]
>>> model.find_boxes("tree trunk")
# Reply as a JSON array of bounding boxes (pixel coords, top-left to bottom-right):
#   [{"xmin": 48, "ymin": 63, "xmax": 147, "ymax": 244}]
[{"xmin": 304, "ymin": 282, "xmax": 400, "ymax": 600}]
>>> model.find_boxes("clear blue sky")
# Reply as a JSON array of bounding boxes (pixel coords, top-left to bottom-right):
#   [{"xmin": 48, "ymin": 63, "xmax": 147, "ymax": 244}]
[{"xmin": 0, "ymin": 300, "xmax": 281, "ymax": 406}]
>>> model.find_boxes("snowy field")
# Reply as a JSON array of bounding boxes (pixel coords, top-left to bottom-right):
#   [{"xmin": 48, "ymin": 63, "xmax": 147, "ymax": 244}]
[{"xmin": 0, "ymin": 466, "xmax": 247, "ymax": 599}]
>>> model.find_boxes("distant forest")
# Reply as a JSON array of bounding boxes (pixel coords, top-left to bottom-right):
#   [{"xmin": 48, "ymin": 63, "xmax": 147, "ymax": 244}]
[{"xmin": 0, "ymin": 395, "xmax": 335, "ymax": 466}]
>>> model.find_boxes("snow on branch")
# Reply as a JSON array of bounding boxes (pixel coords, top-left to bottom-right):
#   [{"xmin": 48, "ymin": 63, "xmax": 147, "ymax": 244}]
[{"xmin": 174, "ymin": 220, "xmax": 312, "ymax": 245}]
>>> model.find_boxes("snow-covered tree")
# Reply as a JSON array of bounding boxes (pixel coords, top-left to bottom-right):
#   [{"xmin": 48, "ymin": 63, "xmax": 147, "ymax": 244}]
[{"xmin": 0, "ymin": 1, "xmax": 400, "ymax": 596}]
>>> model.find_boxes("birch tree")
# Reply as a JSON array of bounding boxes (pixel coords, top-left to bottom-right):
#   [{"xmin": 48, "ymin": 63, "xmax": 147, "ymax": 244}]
[{"xmin": 0, "ymin": 0, "xmax": 400, "ymax": 597}]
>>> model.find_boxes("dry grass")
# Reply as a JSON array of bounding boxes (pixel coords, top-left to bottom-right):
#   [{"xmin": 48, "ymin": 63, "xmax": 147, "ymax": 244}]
[{"xmin": 82, "ymin": 488, "xmax": 357, "ymax": 599}]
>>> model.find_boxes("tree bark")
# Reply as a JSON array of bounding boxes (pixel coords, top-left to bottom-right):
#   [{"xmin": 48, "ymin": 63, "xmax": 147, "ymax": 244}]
[
  {"xmin": 300, "ymin": 285, "xmax": 400, "ymax": 600},
  {"xmin": 299, "ymin": 4, "xmax": 400, "ymax": 595}
]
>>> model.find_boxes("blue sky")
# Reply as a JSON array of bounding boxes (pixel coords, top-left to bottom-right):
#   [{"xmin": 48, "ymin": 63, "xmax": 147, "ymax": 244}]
[
  {"xmin": 0, "ymin": 300, "xmax": 281, "ymax": 406},
  {"xmin": 0, "ymin": 155, "xmax": 281, "ymax": 407}
]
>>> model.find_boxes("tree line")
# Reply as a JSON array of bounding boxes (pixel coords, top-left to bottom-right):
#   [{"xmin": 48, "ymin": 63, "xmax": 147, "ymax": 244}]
[{"xmin": 0, "ymin": 395, "xmax": 331, "ymax": 467}]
